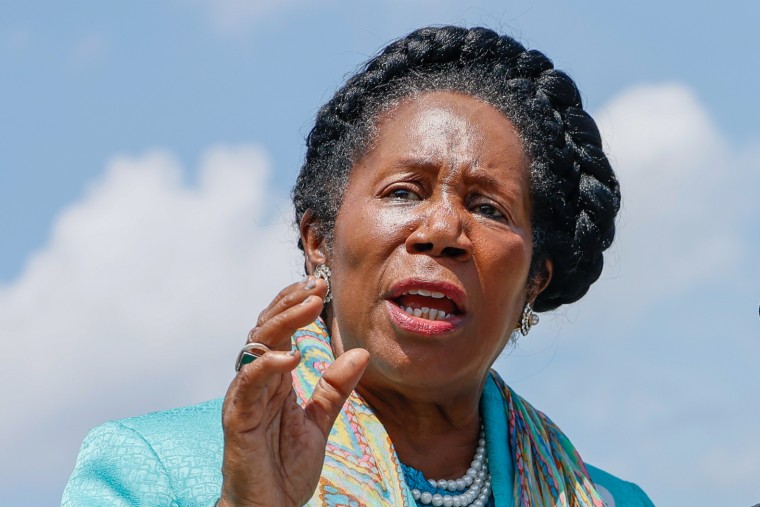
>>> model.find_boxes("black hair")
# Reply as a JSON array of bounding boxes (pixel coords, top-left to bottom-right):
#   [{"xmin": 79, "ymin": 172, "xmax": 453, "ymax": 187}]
[{"xmin": 292, "ymin": 26, "xmax": 620, "ymax": 312}]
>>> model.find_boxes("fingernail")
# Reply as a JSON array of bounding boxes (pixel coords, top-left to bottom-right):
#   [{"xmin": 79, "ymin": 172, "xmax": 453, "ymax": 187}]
[
  {"xmin": 288, "ymin": 348, "xmax": 298, "ymax": 356},
  {"xmin": 304, "ymin": 276, "xmax": 316, "ymax": 290},
  {"xmin": 301, "ymin": 295, "xmax": 314, "ymax": 305}
]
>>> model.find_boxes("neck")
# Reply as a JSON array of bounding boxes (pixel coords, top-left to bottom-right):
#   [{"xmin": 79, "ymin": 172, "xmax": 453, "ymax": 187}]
[
  {"xmin": 324, "ymin": 315, "xmax": 488, "ymax": 479},
  {"xmin": 356, "ymin": 376, "xmax": 483, "ymax": 479}
]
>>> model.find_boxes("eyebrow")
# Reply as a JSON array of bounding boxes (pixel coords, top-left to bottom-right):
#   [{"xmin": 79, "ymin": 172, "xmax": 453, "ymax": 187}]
[
  {"xmin": 390, "ymin": 156, "xmax": 440, "ymax": 172},
  {"xmin": 466, "ymin": 168, "xmax": 509, "ymax": 192}
]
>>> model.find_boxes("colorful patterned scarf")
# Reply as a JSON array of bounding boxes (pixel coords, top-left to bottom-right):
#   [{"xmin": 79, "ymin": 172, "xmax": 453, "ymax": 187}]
[{"xmin": 291, "ymin": 320, "xmax": 604, "ymax": 507}]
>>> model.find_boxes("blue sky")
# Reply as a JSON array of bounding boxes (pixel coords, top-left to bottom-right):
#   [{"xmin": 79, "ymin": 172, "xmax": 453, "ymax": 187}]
[{"xmin": 1, "ymin": 1, "xmax": 759, "ymax": 506}]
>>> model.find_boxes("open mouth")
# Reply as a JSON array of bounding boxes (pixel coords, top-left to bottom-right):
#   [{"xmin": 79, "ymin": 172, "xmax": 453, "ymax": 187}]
[{"xmin": 392, "ymin": 289, "xmax": 461, "ymax": 321}]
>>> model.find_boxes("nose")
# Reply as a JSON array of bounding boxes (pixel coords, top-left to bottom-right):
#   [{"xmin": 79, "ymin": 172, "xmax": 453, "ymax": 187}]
[{"xmin": 405, "ymin": 199, "xmax": 472, "ymax": 261}]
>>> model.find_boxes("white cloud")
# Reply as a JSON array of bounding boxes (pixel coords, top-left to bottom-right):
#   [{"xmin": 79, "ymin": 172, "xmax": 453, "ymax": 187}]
[
  {"xmin": 586, "ymin": 83, "xmax": 747, "ymax": 318},
  {"xmin": 0, "ymin": 146, "xmax": 303, "ymax": 491}
]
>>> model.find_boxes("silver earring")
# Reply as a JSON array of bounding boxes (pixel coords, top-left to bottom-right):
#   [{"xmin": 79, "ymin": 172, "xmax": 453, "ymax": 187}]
[
  {"xmin": 313, "ymin": 264, "xmax": 332, "ymax": 303},
  {"xmin": 519, "ymin": 302, "xmax": 539, "ymax": 336}
]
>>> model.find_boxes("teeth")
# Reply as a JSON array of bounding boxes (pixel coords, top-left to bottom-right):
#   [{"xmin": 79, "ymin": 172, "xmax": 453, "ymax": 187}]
[
  {"xmin": 402, "ymin": 289, "xmax": 451, "ymax": 300},
  {"xmin": 401, "ymin": 306, "xmax": 450, "ymax": 321}
]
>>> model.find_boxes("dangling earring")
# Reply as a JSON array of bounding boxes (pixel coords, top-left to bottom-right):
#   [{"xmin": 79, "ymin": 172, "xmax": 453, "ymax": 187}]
[
  {"xmin": 519, "ymin": 302, "xmax": 539, "ymax": 336},
  {"xmin": 313, "ymin": 264, "xmax": 333, "ymax": 303}
]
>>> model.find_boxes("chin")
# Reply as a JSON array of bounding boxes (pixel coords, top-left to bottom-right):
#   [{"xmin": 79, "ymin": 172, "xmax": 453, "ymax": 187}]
[{"xmin": 367, "ymin": 350, "xmax": 480, "ymax": 397}]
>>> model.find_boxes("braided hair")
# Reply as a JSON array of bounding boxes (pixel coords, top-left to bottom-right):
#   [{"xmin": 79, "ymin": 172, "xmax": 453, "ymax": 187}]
[{"xmin": 292, "ymin": 26, "xmax": 620, "ymax": 312}]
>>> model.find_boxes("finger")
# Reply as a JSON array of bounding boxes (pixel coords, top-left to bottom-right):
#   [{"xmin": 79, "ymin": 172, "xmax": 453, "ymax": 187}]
[
  {"xmin": 223, "ymin": 350, "xmax": 301, "ymax": 431},
  {"xmin": 247, "ymin": 294, "xmax": 325, "ymax": 351},
  {"xmin": 303, "ymin": 348, "xmax": 370, "ymax": 438},
  {"xmin": 254, "ymin": 276, "xmax": 328, "ymax": 330}
]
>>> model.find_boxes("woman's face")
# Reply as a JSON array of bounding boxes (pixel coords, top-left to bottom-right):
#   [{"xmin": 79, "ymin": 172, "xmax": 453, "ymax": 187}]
[{"xmin": 308, "ymin": 91, "xmax": 543, "ymax": 398}]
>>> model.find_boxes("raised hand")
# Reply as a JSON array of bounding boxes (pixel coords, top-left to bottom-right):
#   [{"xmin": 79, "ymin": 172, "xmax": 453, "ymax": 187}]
[{"xmin": 218, "ymin": 276, "xmax": 369, "ymax": 507}]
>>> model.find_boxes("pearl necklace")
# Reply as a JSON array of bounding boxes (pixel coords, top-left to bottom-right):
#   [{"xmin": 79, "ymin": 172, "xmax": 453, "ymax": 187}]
[{"xmin": 409, "ymin": 426, "xmax": 492, "ymax": 507}]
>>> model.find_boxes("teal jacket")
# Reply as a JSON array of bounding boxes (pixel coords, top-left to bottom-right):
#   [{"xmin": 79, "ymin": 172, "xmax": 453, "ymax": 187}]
[{"xmin": 63, "ymin": 382, "xmax": 654, "ymax": 506}]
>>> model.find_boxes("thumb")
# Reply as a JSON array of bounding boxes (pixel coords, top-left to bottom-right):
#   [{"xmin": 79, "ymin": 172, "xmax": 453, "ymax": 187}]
[{"xmin": 303, "ymin": 348, "xmax": 370, "ymax": 438}]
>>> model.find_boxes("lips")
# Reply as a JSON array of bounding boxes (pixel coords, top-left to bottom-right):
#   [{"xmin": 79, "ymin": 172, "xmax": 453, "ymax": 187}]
[{"xmin": 385, "ymin": 279, "xmax": 466, "ymax": 335}]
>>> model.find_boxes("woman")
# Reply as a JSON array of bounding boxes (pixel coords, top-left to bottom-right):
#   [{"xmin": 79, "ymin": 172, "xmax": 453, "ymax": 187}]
[{"xmin": 63, "ymin": 26, "xmax": 654, "ymax": 506}]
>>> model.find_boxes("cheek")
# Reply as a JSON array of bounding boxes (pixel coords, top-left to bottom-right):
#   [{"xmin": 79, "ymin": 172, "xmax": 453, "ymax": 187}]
[
  {"xmin": 334, "ymin": 203, "xmax": 414, "ymax": 267},
  {"xmin": 479, "ymin": 234, "xmax": 533, "ymax": 310}
]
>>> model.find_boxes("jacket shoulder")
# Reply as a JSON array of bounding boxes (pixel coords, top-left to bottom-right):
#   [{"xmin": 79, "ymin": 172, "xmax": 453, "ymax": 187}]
[
  {"xmin": 118, "ymin": 398, "xmax": 224, "ymax": 447},
  {"xmin": 62, "ymin": 399, "xmax": 224, "ymax": 507}
]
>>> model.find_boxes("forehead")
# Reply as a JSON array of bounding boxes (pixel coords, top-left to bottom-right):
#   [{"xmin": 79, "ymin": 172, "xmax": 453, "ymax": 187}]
[{"xmin": 364, "ymin": 91, "xmax": 529, "ymax": 178}]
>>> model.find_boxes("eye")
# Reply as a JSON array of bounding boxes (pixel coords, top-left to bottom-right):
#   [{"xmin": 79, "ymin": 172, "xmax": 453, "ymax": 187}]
[
  {"xmin": 387, "ymin": 188, "xmax": 421, "ymax": 201},
  {"xmin": 474, "ymin": 204, "xmax": 503, "ymax": 218},
  {"xmin": 470, "ymin": 200, "xmax": 507, "ymax": 222}
]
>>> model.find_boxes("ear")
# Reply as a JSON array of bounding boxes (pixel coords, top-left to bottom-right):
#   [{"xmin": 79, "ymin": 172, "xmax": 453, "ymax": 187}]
[
  {"xmin": 300, "ymin": 210, "xmax": 329, "ymax": 274},
  {"xmin": 528, "ymin": 258, "xmax": 553, "ymax": 302}
]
